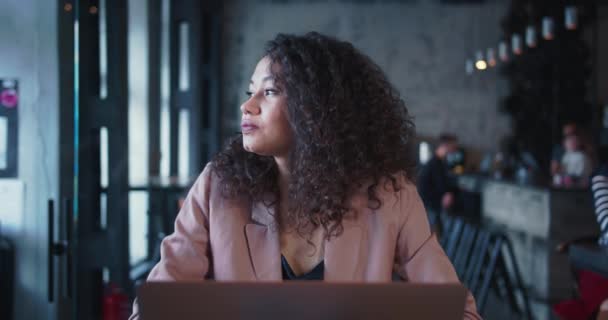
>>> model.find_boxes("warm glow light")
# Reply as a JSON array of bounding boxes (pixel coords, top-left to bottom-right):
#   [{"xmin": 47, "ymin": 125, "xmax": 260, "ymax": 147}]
[
  {"xmin": 475, "ymin": 51, "xmax": 486, "ymax": 70},
  {"xmin": 90, "ymin": 6, "xmax": 98, "ymax": 14},
  {"xmin": 64, "ymin": 3, "xmax": 72, "ymax": 12}
]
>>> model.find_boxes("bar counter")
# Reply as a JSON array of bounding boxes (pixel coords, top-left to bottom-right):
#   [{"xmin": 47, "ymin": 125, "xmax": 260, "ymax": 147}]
[{"xmin": 459, "ymin": 175, "xmax": 600, "ymax": 320}]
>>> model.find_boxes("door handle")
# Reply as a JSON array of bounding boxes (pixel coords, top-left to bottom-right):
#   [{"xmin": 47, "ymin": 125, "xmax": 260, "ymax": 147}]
[
  {"xmin": 65, "ymin": 197, "xmax": 73, "ymax": 299},
  {"xmin": 48, "ymin": 199, "xmax": 70, "ymax": 303},
  {"xmin": 48, "ymin": 199, "xmax": 54, "ymax": 303}
]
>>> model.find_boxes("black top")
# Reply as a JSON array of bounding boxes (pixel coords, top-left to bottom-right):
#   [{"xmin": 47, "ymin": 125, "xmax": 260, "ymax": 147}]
[
  {"xmin": 281, "ymin": 255, "xmax": 324, "ymax": 280},
  {"xmin": 551, "ymin": 144, "xmax": 565, "ymax": 162},
  {"xmin": 417, "ymin": 156, "xmax": 454, "ymax": 213}
]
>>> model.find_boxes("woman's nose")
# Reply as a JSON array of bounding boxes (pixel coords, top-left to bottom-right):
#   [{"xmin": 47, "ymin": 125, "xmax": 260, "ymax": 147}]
[{"xmin": 240, "ymin": 96, "xmax": 260, "ymax": 115}]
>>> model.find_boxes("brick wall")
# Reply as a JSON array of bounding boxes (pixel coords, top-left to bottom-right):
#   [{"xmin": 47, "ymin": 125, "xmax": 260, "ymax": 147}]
[{"xmin": 221, "ymin": 0, "xmax": 511, "ymax": 154}]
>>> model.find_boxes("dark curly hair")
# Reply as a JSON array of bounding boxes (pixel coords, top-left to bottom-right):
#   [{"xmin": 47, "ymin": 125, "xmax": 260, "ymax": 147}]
[{"xmin": 212, "ymin": 32, "xmax": 416, "ymax": 239}]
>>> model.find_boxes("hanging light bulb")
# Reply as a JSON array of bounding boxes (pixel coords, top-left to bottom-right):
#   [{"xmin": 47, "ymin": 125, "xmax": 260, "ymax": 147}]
[
  {"xmin": 465, "ymin": 59, "xmax": 474, "ymax": 75},
  {"xmin": 512, "ymin": 34, "xmax": 523, "ymax": 55},
  {"xmin": 526, "ymin": 25, "xmax": 537, "ymax": 48},
  {"xmin": 486, "ymin": 48, "xmax": 497, "ymax": 67},
  {"xmin": 499, "ymin": 41, "xmax": 509, "ymax": 62},
  {"xmin": 565, "ymin": 6, "xmax": 578, "ymax": 30},
  {"xmin": 475, "ymin": 51, "xmax": 487, "ymax": 70},
  {"xmin": 542, "ymin": 17, "xmax": 554, "ymax": 40}
]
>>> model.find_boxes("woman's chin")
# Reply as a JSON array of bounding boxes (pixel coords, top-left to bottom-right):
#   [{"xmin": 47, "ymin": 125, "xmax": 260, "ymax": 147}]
[
  {"xmin": 243, "ymin": 138, "xmax": 286, "ymax": 157},
  {"xmin": 243, "ymin": 141, "xmax": 263, "ymax": 154}
]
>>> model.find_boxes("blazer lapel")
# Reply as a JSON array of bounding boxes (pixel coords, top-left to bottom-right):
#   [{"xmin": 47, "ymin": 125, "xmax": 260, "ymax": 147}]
[
  {"xmin": 324, "ymin": 192, "xmax": 371, "ymax": 281},
  {"xmin": 324, "ymin": 218, "xmax": 365, "ymax": 281},
  {"xmin": 244, "ymin": 201, "xmax": 281, "ymax": 281},
  {"xmin": 244, "ymin": 193, "xmax": 369, "ymax": 281}
]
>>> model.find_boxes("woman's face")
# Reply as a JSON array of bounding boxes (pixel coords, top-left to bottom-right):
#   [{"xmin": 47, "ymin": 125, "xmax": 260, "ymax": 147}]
[{"xmin": 240, "ymin": 57, "xmax": 293, "ymax": 157}]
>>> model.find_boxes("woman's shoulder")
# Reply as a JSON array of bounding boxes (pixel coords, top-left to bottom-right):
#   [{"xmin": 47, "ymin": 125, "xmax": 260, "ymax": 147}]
[
  {"xmin": 347, "ymin": 173, "xmax": 423, "ymax": 229},
  {"xmin": 375, "ymin": 172, "xmax": 417, "ymax": 196},
  {"xmin": 348, "ymin": 172, "xmax": 418, "ymax": 211},
  {"xmin": 193, "ymin": 162, "xmax": 215, "ymax": 187},
  {"xmin": 188, "ymin": 162, "xmax": 221, "ymax": 201},
  {"xmin": 193, "ymin": 161, "xmax": 252, "ymax": 205}
]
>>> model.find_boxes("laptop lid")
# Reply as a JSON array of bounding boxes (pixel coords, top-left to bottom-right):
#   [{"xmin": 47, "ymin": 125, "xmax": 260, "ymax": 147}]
[{"xmin": 139, "ymin": 281, "xmax": 467, "ymax": 320}]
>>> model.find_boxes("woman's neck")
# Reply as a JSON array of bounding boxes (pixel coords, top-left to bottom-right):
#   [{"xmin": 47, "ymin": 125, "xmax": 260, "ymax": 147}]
[
  {"xmin": 274, "ymin": 156, "xmax": 291, "ymax": 227},
  {"xmin": 274, "ymin": 156, "xmax": 290, "ymax": 192}
]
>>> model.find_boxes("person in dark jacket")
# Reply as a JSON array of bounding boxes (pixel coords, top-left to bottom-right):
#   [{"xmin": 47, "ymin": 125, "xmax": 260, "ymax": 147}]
[{"xmin": 418, "ymin": 134, "xmax": 459, "ymax": 214}]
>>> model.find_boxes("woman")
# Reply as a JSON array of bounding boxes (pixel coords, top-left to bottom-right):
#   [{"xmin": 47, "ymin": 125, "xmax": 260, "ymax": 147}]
[
  {"xmin": 559, "ymin": 134, "xmax": 593, "ymax": 187},
  {"xmin": 130, "ymin": 32, "xmax": 480, "ymax": 319}
]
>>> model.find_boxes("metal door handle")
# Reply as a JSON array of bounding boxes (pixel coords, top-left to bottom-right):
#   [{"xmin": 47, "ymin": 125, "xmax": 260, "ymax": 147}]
[{"xmin": 48, "ymin": 198, "xmax": 71, "ymax": 303}]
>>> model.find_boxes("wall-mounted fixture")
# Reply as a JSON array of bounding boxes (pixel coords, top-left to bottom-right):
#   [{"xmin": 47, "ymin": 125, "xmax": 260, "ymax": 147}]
[
  {"xmin": 499, "ymin": 41, "xmax": 509, "ymax": 62},
  {"xmin": 542, "ymin": 17, "xmax": 554, "ymax": 40},
  {"xmin": 486, "ymin": 48, "xmax": 497, "ymax": 67},
  {"xmin": 475, "ymin": 51, "xmax": 487, "ymax": 70},
  {"xmin": 512, "ymin": 34, "xmax": 523, "ymax": 55},
  {"xmin": 526, "ymin": 25, "xmax": 537, "ymax": 48},
  {"xmin": 565, "ymin": 6, "xmax": 577, "ymax": 30},
  {"xmin": 0, "ymin": 79, "xmax": 18, "ymax": 178}
]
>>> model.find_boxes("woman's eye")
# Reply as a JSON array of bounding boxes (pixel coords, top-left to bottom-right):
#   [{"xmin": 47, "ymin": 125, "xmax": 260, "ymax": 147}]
[
  {"xmin": 264, "ymin": 89, "xmax": 278, "ymax": 96},
  {"xmin": 245, "ymin": 91, "xmax": 253, "ymax": 97}
]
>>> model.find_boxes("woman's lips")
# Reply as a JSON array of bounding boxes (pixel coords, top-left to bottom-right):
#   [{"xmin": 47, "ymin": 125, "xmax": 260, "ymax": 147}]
[{"xmin": 241, "ymin": 123, "xmax": 259, "ymax": 134}]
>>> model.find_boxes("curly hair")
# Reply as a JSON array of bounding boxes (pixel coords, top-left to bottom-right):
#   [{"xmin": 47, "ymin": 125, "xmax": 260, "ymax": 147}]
[{"xmin": 212, "ymin": 32, "xmax": 416, "ymax": 240}]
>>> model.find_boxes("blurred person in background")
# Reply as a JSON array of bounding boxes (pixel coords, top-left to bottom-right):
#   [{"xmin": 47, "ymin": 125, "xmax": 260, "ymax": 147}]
[
  {"xmin": 551, "ymin": 122, "xmax": 579, "ymax": 176},
  {"xmin": 551, "ymin": 122, "xmax": 598, "ymax": 175},
  {"xmin": 417, "ymin": 134, "xmax": 459, "ymax": 214},
  {"xmin": 556, "ymin": 133, "xmax": 593, "ymax": 187}
]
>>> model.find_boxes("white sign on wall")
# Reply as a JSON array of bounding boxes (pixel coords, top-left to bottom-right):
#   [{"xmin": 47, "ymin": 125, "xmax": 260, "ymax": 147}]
[
  {"xmin": 0, "ymin": 179, "xmax": 24, "ymax": 236},
  {"xmin": 0, "ymin": 117, "xmax": 7, "ymax": 169}
]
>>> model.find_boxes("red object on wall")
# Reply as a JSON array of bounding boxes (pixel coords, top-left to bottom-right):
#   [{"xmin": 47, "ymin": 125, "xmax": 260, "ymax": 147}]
[
  {"xmin": 0, "ymin": 88, "xmax": 18, "ymax": 109},
  {"xmin": 103, "ymin": 283, "xmax": 130, "ymax": 320}
]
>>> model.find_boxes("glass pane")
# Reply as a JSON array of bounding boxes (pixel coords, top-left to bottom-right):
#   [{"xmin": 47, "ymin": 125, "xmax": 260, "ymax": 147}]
[
  {"xmin": 128, "ymin": 0, "xmax": 149, "ymax": 185},
  {"xmin": 160, "ymin": 0, "xmax": 171, "ymax": 177},
  {"xmin": 178, "ymin": 22, "xmax": 190, "ymax": 92},
  {"xmin": 73, "ymin": 17, "xmax": 80, "ymax": 215},
  {"xmin": 178, "ymin": 109, "xmax": 190, "ymax": 178},
  {"xmin": 99, "ymin": 0, "xmax": 108, "ymax": 99},
  {"xmin": 100, "ymin": 126, "xmax": 108, "ymax": 188},
  {"xmin": 129, "ymin": 191, "xmax": 149, "ymax": 265},
  {"xmin": 100, "ymin": 192, "xmax": 107, "ymax": 229},
  {"xmin": 100, "ymin": 126, "xmax": 108, "ymax": 230}
]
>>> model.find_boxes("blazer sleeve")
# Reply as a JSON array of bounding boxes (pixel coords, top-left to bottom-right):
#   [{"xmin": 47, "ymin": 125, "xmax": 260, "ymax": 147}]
[
  {"xmin": 394, "ymin": 183, "xmax": 482, "ymax": 320},
  {"xmin": 129, "ymin": 164, "xmax": 213, "ymax": 320}
]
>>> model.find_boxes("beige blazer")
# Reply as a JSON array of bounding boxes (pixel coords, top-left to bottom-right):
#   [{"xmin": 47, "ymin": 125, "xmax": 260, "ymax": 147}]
[{"xmin": 130, "ymin": 164, "xmax": 481, "ymax": 319}]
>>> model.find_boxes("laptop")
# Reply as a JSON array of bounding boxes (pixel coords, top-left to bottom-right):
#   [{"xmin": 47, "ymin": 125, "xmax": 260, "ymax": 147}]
[{"xmin": 138, "ymin": 281, "xmax": 467, "ymax": 320}]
